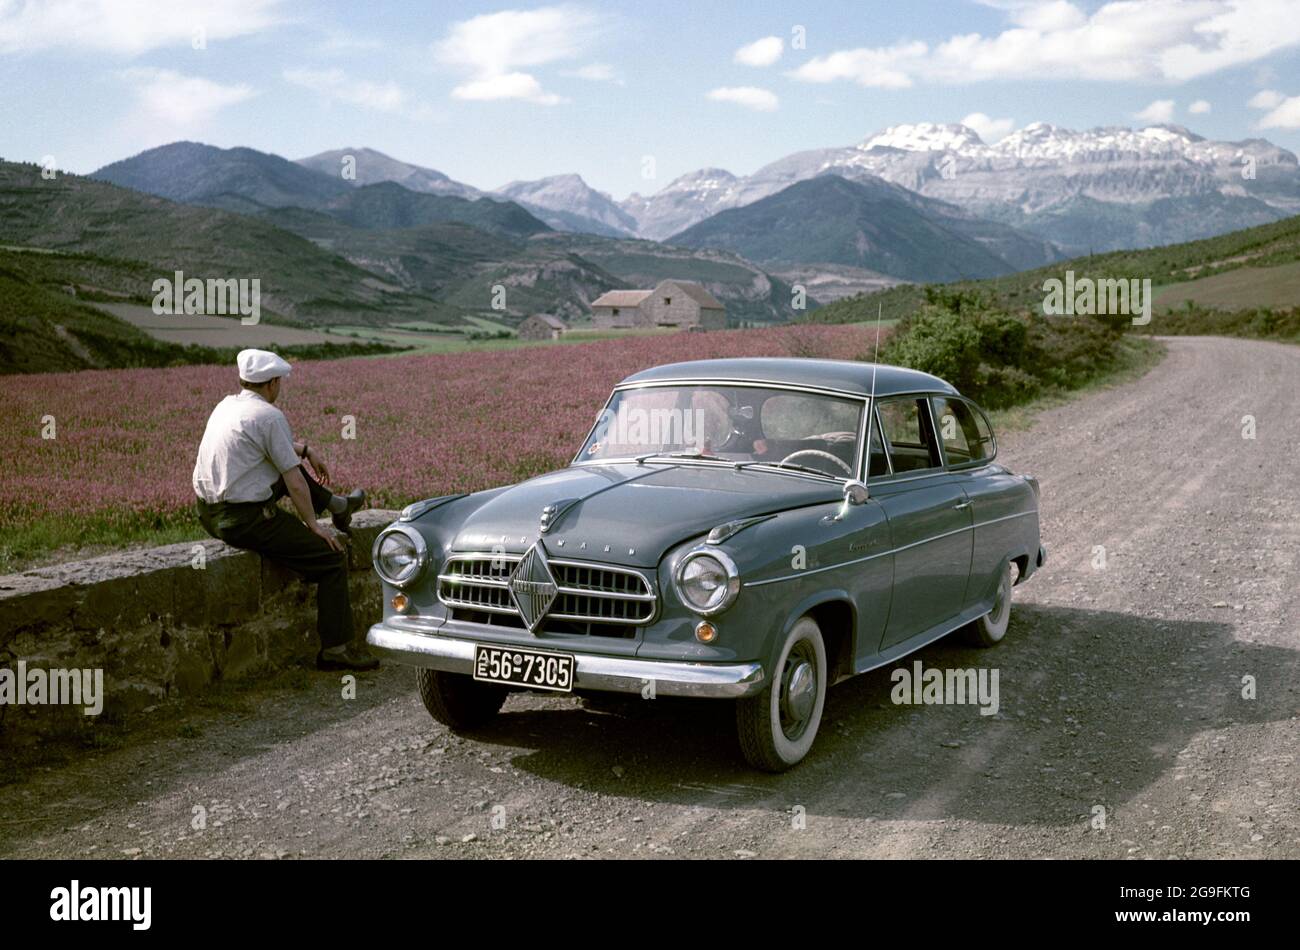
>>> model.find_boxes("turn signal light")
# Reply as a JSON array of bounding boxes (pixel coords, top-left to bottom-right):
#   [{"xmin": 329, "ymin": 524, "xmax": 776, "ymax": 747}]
[
  {"xmin": 391, "ymin": 594, "xmax": 410, "ymax": 612},
  {"xmin": 695, "ymin": 621, "xmax": 718, "ymax": 643}
]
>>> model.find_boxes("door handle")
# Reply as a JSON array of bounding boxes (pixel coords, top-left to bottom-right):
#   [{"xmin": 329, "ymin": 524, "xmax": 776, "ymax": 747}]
[{"xmin": 952, "ymin": 500, "xmax": 971, "ymax": 510}]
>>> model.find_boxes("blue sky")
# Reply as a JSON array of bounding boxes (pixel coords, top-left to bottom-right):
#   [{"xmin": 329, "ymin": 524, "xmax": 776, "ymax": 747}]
[{"xmin": 4, "ymin": 0, "xmax": 1300, "ymax": 199}]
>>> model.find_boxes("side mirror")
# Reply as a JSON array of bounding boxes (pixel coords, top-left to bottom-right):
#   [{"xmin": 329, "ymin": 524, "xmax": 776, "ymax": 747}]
[
  {"xmin": 825, "ymin": 480, "xmax": 869, "ymax": 525},
  {"xmin": 843, "ymin": 480, "xmax": 869, "ymax": 506}
]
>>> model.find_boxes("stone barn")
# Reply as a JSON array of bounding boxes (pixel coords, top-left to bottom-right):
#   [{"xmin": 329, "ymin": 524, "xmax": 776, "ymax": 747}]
[
  {"xmin": 591, "ymin": 280, "xmax": 725, "ymax": 330},
  {"xmin": 517, "ymin": 313, "xmax": 567, "ymax": 341}
]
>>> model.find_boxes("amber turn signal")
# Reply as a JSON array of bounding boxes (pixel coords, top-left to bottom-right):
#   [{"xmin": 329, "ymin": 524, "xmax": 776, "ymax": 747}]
[
  {"xmin": 694, "ymin": 620, "xmax": 718, "ymax": 643},
  {"xmin": 391, "ymin": 593, "xmax": 409, "ymax": 612}
]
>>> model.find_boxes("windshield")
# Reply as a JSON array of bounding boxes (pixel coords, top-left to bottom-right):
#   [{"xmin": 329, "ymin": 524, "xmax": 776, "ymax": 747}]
[{"xmin": 577, "ymin": 384, "xmax": 866, "ymax": 479}]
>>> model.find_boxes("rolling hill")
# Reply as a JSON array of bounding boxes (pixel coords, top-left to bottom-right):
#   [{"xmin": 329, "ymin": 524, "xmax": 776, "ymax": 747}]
[
  {"xmin": 0, "ymin": 159, "xmax": 446, "ymax": 326},
  {"xmin": 669, "ymin": 174, "xmax": 1060, "ymax": 282},
  {"xmin": 804, "ymin": 211, "xmax": 1300, "ymax": 325}
]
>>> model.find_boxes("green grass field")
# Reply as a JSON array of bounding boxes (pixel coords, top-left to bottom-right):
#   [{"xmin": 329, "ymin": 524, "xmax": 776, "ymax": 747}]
[{"xmin": 1152, "ymin": 260, "xmax": 1300, "ymax": 312}]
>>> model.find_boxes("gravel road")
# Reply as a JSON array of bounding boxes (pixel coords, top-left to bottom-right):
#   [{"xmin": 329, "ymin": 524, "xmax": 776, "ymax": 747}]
[{"xmin": 1, "ymin": 335, "xmax": 1296, "ymax": 860}]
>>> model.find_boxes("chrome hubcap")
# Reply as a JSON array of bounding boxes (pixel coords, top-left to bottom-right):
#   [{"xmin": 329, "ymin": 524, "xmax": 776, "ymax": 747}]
[{"xmin": 779, "ymin": 642, "xmax": 818, "ymax": 740}]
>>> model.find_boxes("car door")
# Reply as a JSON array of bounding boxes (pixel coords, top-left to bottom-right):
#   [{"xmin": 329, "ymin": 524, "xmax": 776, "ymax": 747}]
[
  {"xmin": 871, "ymin": 396, "xmax": 974, "ymax": 652},
  {"xmin": 931, "ymin": 395, "xmax": 1025, "ymax": 611}
]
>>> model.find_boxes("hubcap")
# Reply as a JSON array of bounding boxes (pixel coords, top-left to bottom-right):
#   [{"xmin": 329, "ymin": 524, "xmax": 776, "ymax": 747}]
[{"xmin": 778, "ymin": 641, "xmax": 818, "ymax": 740}]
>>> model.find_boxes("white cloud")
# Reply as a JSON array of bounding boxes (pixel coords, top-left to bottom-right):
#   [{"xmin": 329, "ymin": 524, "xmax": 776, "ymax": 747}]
[
  {"xmin": 562, "ymin": 62, "xmax": 621, "ymax": 83},
  {"xmin": 1256, "ymin": 94, "xmax": 1300, "ymax": 129},
  {"xmin": 283, "ymin": 68, "xmax": 408, "ymax": 113},
  {"xmin": 734, "ymin": 36, "xmax": 783, "ymax": 67},
  {"xmin": 1188, "ymin": 98, "xmax": 1212, "ymax": 114},
  {"xmin": 120, "ymin": 68, "xmax": 254, "ymax": 126},
  {"xmin": 791, "ymin": 1, "xmax": 1300, "ymax": 87},
  {"xmin": 706, "ymin": 86, "xmax": 778, "ymax": 112},
  {"xmin": 453, "ymin": 72, "xmax": 564, "ymax": 106},
  {"xmin": 434, "ymin": 4, "xmax": 599, "ymax": 105},
  {"xmin": 1248, "ymin": 88, "xmax": 1284, "ymax": 109},
  {"xmin": 1135, "ymin": 99, "xmax": 1176, "ymax": 123},
  {"xmin": 788, "ymin": 41, "xmax": 926, "ymax": 88},
  {"xmin": 961, "ymin": 112, "xmax": 1015, "ymax": 142},
  {"xmin": 0, "ymin": 0, "xmax": 282, "ymax": 55}
]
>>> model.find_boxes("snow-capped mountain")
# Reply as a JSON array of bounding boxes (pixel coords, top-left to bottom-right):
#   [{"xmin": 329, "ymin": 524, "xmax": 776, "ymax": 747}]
[
  {"xmin": 495, "ymin": 174, "xmax": 638, "ymax": 237},
  {"xmin": 621, "ymin": 168, "xmax": 746, "ymax": 241},
  {"xmin": 624, "ymin": 123, "xmax": 1300, "ymax": 253},
  {"xmin": 296, "ymin": 147, "xmax": 483, "ymax": 200}
]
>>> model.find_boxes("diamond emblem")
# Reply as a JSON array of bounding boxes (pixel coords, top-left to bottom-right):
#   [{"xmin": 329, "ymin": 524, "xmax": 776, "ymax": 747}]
[{"xmin": 509, "ymin": 540, "xmax": 558, "ymax": 632}]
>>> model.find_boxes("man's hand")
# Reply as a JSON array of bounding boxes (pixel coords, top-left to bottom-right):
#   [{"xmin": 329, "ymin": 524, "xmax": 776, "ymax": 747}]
[
  {"xmin": 306, "ymin": 447, "xmax": 331, "ymax": 485},
  {"xmin": 282, "ymin": 465, "xmax": 343, "ymax": 551},
  {"xmin": 311, "ymin": 522, "xmax": 344, "ymax": 552}
]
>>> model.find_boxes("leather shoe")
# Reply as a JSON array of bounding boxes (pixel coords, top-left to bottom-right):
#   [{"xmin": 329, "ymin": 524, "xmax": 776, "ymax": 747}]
[
  {"xmin": 332, "ymin": 488, "xmax": 366, "ymax": 534},
  {"xmin": 316, "ymin": 642, "xmax": 380, "ymax": 671}
]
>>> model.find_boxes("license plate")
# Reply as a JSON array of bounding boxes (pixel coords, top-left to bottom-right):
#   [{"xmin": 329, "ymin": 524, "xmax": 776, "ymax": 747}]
[{"xmin": 472, "ymin": 644, "xmax": 575, "ymax": 693}]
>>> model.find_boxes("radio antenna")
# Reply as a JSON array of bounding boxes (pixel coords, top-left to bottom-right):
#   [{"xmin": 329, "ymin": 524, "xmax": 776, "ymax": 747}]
[{"xmin": 863, "ymin": 300, "xmax": 884, "ymax": 494}]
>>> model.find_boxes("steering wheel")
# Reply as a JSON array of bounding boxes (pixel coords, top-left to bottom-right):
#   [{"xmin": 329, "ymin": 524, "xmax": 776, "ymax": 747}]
[{"xmin": 778, "ymin": 449, "xmax": 852, "ymax": 476}]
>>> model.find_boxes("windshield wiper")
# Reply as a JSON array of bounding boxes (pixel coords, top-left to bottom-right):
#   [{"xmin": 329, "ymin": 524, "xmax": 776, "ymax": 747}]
[
  {"xmin": 635, "ymin": 450, "xmax": 731, "ymax": 464},
  {"xmin": 735, "ymin": 461, "xmax": 840, "ymax": 479}
]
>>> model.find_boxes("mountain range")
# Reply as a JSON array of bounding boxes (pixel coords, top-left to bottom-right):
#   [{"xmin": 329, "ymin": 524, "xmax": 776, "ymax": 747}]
[{"xmin": 618, "ymin": 122, "xmax": 1300, "ymax": 253}]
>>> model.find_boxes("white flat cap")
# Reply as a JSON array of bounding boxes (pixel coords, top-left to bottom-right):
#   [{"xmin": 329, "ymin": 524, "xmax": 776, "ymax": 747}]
[{"xmin": 237, "ymin": 349, "xmax": 292, "ymax": 383}]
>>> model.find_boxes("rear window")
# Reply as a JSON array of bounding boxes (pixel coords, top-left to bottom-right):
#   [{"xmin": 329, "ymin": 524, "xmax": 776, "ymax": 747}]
[{"xmin": 931, "ymin": 397, "xmax": 995, "ymax": 466}]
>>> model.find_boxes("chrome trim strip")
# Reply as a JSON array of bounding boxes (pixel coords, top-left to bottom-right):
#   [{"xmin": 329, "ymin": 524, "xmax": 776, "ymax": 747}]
[
  {"xmin": 745, "ymin": 510, "xmax": 1038, "ymax": 587},
  {"xmin": 366, "ymin": 622, "xmax": 767, "ymax": 698}
]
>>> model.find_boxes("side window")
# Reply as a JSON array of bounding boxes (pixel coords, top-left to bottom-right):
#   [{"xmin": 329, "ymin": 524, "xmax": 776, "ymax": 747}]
[
  {"xmin": 876, "ymin": 397, "xmax": 941, "ymax": 473},
  {"xmin": 867, "ymin": 416, "xmax": 889, "ymax": 477},
  {"xmin": 931, "ymin": 397, "xmax": 995, "ymax": 466}
]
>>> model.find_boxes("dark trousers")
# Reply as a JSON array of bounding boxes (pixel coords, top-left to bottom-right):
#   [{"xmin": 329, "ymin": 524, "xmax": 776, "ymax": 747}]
[{"xmin": 196, "ymin": 467, "xmax": 353, "ymax": 649}]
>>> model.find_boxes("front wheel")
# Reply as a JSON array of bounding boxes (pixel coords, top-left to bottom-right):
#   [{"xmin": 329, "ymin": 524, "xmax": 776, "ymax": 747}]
[
  {"xmin": 736, "ymin": 616, "xmax": 827, "ymax": 772},
  {"xmin": 964, "ymin": 561, "xmax": 1013, "ymax": 647},
  {"xmin": 416, "ymin": 668, "xmax": 508, "ymax": 730}
]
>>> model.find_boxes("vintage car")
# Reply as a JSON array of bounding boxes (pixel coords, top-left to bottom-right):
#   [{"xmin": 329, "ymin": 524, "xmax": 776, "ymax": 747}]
[{"xmin": 366, "ymin": 358, "xmax": 1045, "ymax": 771}]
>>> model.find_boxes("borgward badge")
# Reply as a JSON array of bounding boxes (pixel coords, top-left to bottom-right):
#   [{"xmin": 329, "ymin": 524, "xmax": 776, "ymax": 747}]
[{"xmin": 509, "ymin": 540, "xmax": 558, "ymax": 633}]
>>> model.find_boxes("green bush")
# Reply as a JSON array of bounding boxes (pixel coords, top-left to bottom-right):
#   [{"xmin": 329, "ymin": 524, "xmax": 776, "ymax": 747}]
[{"xmin": 879, "ymin": 292, "xmax": 1123, "ymax": 408}]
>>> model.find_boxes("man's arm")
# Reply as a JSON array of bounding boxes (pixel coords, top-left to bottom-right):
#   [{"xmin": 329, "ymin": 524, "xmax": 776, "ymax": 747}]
[{"xmin": 282, "ymin": 466, "xmax": 343, "ymax": 552}]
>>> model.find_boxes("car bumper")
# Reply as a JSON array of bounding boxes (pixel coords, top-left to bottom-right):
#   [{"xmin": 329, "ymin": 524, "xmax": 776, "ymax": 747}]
[{"xmin": 366, "ymin": 619, "xmax": 767, "ymax": 699}]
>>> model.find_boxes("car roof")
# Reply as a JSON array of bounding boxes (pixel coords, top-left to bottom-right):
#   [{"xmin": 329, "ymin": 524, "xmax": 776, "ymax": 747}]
[{"xmin": 618, "ymin": 357, "xmax": 958, "ymax": 398}]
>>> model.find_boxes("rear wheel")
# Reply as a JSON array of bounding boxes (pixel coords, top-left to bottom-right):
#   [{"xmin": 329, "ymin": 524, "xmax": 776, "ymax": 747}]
[
  {"xmin": 416, "ymin": 668, "xmax": 508, "ymax": 730},
  {"xmin": 964, "ymin": 561, "xmax": 1013, "ymax": 647},
  {"xmin": 736, "ymin": 616, "xmax": 827, "ymax": 772}
]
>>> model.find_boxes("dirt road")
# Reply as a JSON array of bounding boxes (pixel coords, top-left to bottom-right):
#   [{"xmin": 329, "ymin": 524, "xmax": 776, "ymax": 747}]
[{"xmin": 2, "ymin": 335, "xmax": 1296, "ymax": 859}]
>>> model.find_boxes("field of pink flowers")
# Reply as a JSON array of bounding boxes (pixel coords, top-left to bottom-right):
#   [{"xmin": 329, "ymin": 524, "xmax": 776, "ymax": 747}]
[{"xmin": 0, "ymin": 325, "xmax": 881, "ymax": 552}]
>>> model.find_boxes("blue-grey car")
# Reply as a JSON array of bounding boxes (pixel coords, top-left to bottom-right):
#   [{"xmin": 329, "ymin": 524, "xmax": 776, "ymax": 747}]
[{"xmin": 367, "ymin": 358, "xmax": 1045, "ymax": 771}]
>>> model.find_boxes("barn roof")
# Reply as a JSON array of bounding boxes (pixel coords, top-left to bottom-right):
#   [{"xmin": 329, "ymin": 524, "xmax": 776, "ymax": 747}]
[{"xmin": 591, "ymin": 290, "xmax": 653, "ymax": 308}]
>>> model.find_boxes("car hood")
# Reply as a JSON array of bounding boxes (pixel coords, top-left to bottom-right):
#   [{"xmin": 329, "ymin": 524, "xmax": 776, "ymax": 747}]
[{"xmin": 449, "ymin": 462, "xmax": 843, "ymax": 568}]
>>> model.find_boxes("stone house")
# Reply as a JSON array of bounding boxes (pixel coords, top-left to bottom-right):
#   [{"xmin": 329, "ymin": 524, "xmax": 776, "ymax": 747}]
[
  {"xmin": 591, "ymin": 279, "xmax": 725, "ymax": 330},
  {"xmin": 517, "ymin": 313, "xmax": 567, "ymax": 341}
]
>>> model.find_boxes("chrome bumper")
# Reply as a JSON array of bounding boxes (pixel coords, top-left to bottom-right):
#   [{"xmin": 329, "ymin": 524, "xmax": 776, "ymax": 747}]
[{"xmin": 366, "ymin": 620, "xmax": 767, "ymax": 699}]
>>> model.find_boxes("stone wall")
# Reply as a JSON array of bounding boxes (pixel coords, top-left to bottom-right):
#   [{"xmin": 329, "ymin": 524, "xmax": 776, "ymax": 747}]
[{"xmin": 0, "ymin": 509, "xmax": 398, "ymax": 747}]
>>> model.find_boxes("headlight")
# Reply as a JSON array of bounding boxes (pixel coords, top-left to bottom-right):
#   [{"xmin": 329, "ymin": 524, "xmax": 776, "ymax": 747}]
[
  {"xmin": 673, "ymin": 549, "xmax": 740, "ymax": 616},
  {"xmin": 372, "ymin": 526, "xmax": 428, "ymax": 587}
]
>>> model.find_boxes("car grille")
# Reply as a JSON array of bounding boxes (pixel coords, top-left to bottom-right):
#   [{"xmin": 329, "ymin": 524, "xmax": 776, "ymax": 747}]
[{"xmin": 437, "ymin": 553, "xmax": 656, "ymax": 637}]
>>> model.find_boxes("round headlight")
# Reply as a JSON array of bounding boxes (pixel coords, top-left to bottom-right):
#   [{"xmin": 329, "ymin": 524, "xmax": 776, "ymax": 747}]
[
  {"xmin": 373, "ymin": 527, "xmax": 427, "ymax": 586},
  {"xmin": 674, "ymin": 549, "xmax": 740, "ymax": 616}
]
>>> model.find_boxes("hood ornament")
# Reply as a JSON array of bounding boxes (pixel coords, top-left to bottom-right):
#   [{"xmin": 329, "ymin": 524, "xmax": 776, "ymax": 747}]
[{"xmin": 509, "ymin": 540, "xmax": 558, "ymax": 632}]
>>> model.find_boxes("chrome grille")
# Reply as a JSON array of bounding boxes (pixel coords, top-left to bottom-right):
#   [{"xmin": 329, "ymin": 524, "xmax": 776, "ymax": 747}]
[{"xmin": 438, "ymin": 552, "xmax": 656, "ymax": 629}]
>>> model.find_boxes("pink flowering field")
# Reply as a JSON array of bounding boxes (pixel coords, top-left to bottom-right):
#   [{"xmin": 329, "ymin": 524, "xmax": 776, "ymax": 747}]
[{"xmin": 0, "ymin": 324, "xmax": 881, "ymax": 565}]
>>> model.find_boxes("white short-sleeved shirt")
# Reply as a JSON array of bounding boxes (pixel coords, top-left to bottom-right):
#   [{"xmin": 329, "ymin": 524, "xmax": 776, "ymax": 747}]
[{"xmin": 192, "ymin": 390, "xmax": 301, "ymax": 503}]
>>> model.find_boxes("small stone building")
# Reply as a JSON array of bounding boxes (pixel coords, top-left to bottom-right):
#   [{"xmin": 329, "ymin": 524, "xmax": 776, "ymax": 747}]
[
  {"xmin": 517, "ymin": 313, "xmax": 567, "ymax": 341},
  {"xmin": 591, "ymin": 280, "xmax": 725, "ymax": 331}
]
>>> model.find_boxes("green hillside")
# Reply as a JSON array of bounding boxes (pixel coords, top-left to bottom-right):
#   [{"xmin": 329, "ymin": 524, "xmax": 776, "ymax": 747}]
[
  {"xmin": 0, "ymin": 160, "xmax": 445, "ymax": 326},
  {"xmin": 806, "ymin": 212, "xmax": 1300, "ymax": 325}
]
